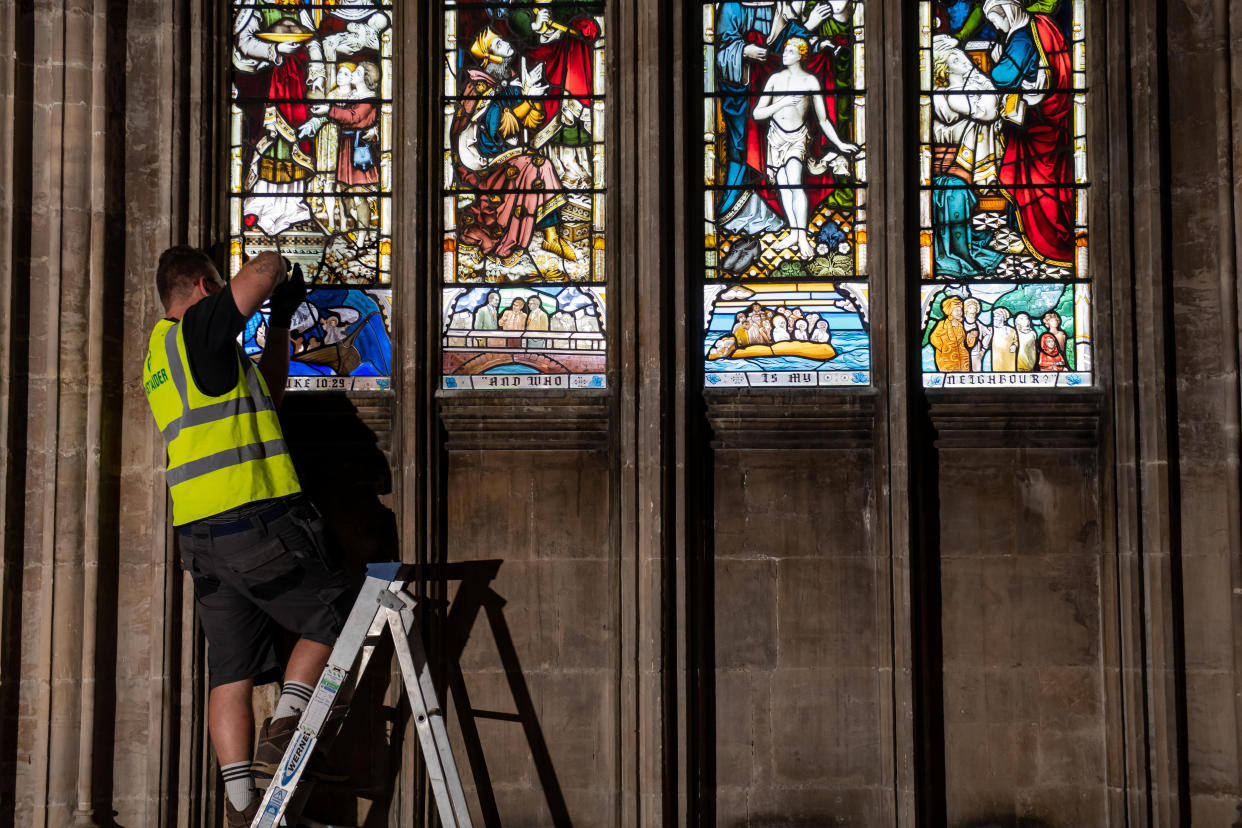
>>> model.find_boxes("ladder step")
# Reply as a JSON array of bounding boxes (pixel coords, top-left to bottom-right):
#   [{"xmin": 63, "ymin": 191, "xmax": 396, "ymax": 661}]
[{"xmin": 470, "ymin": 709, "xmax": 523, "ymax": 723}]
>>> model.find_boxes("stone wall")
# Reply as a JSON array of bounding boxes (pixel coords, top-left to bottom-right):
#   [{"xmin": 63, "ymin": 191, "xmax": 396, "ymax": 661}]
[
  {"xmin": 936, "ymin": 442, "xmax": 1108, "ymax": 824},
  {"xmin": 2, "ymin": 1, "xmax": 211, "ymax": 825},
  {"xmin": 1167, "ymin": 0, "xmax": 1242, "ymax": 823},
  {"xmin": 711, "ymin": 441, "xmax": 889, "ymax": 823},
  {"xmin": 1, "ymin": 1, "xmax": 1240, "ymax": 826}
]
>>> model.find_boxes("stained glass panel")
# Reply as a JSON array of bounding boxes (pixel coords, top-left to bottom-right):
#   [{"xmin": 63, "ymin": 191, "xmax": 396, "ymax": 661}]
[
  {"xmin": 242, "ymin": 288, "xmax": 394, "ymax": 391},
  {"xmin": 229, "ymin": 1, "xmax": 394, "ymax": 391},
  {"xmin": 442, "ymin": 2, "xmax": 608, "ymax": 389},
  {"xmin": 704, "ymin": 282, "xmax": 871, "ymax": 387},
  {"xmin": 442, "ymin": 286, "xmax": 606, "ymax": 389},
  {"xmin": 918, "ymin": 0, "xmax": 1092, "ymax": 387},
  {"xmin": 703, "ymin": 1, "xmax": 870, "ymax": 387}
]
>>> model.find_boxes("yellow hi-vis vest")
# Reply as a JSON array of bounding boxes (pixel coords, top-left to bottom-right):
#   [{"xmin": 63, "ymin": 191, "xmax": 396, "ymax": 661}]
[{"xmin": 143, "ymin": 318, "xmax": 301, "ymax": 525}]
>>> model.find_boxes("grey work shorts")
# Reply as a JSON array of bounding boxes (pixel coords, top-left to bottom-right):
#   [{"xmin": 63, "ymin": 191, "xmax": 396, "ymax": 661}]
[{"xmin": 177, "ymin": 494, "xmax": 354, "ymax": 688}]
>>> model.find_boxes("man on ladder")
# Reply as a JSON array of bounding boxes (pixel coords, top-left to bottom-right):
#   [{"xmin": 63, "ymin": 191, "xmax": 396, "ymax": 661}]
[{"xmin": 142, "ymin": 246, "xmax": 355, "ymax": 827}]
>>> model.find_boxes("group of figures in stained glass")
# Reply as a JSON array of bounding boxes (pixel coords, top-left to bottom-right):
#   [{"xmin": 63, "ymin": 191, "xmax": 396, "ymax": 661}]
[
  {"xmin": 919, "ymin": 0, "xmax": 1091, "ymax": 387},
  {"xmin": 225, "ymin": 0, "xmax": 1092, "ymax": 394},
  {"xmin": 230, "ymin": 1, "xmax": 394, "ymax": 390},
  {"xmin": 440, "ymin": 2, "xmax": 608, "ymax": 389},
  {"xmin": 241, "ymin": 288, "xmax": 393, "ymax": 389},
  {"xmin": 703, "ymin": 1, "xmax": 872, "ymax": 387}
]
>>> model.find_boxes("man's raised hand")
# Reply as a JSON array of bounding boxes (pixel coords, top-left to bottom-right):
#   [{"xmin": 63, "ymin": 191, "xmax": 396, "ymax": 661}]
[{"xmin": 267, "ymin": 264, "xmax": 307, "ymax": 330}]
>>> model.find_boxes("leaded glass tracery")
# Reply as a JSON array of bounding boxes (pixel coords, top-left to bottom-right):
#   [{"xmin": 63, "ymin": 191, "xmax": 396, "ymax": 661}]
[
  {"xmin": 918, "ymin": 0, "xmax": 1091, "ymax": 388},
  {"xmin": 702, "ymin": 1, "xmax": 870, "ymax": 388},
  {"xmin": 229, "ymin": 1, "xmax": 394, "ymax": 391},
  {"xmin": 441, "ymin": 2, "xmax": 608, "ymax": 390}
]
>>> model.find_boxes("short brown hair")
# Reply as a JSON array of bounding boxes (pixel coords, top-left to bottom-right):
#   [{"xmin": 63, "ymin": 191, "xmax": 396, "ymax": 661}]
[{"xmin": 156, "ymin": 245, "xmax": 219, "ymax": 309}]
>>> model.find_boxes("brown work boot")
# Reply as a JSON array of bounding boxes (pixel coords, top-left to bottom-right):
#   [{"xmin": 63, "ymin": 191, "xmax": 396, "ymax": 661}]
[
  {"xmin": 224, "ymin": 798, "xmax": 259, "ymax": 828},
  {"xmin": 252, "ymin": 714, "xmax": 300, "ymax": 790}
]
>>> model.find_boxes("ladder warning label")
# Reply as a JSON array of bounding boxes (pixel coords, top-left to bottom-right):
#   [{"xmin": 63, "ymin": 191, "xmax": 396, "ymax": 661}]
[
  {"xmin": 303, "ymin": 665, "xmax": 346, "ymax": 734},
  {"xmin": 255, "ymin": 787, "xmax": 286, "ymax": 828}
]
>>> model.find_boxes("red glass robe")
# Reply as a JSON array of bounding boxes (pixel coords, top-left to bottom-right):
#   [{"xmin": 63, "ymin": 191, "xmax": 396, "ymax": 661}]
[
  {"xmin": 527, "ymin": 16, "xmax": 600, "ymax": 124},
  {"xmin": 997, "ymin": 15, "xmax": 1075, "ymax": 265}
]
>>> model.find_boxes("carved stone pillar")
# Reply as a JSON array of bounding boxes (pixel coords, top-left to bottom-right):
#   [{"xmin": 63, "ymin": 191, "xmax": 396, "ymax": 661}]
[
  {"xmin": 0, "ymin": 2, "xmax": 213, "ymax": 825},
  {"xmin": 1166, "ymin": 0, "xmax": 1242, "ymax": 821},
  {"xmin": 3, "ymin": 2, "xmax": 115, "ymax": 824}
]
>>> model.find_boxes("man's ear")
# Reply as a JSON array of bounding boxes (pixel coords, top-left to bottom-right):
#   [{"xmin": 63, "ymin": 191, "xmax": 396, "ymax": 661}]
[{"xmin": 196, "ymin": 274, "xmax": 217, "ymax": 296}]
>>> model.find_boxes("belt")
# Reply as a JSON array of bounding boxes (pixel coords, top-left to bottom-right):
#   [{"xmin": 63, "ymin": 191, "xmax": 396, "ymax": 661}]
[{"xmin": 179, "ymin": 499, "xmax": 292, "ymax": 538}]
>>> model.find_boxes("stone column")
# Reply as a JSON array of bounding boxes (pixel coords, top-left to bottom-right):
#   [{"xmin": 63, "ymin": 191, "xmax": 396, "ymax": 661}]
[
  {"xmin": 114, "ymin": 0, "xmax": 218, "ymax": 823},
  {"xmin": 0, "ymin": 0, "xmax": 27, "ymax": 816},
  {"xmin": 1167, "ymin": 0, "xmax": 1242, "ymax": 821},
  {"xmin": 0, "ymin": 1, "xmax": 213, "ymax": 825},
  {"xmin": 9, "ymin": 2, "xmax": 109, "ymax": 824}
]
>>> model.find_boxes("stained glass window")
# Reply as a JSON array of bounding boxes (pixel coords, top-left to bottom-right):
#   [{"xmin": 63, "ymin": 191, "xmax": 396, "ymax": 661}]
[
  {"xmin": 918, "ymin": 0, "xmax": 1090, "ymax": 388},
  {"xmin": 702, "ymin": 2, "xmax": 870, "ymax": 388},
  {"xmin": 229, "ymin": 1, "xmax": 394, "ymax": 392},
  {"xmin": 441, "ymin": 2, "xmax": 608, "ymax": 390}
]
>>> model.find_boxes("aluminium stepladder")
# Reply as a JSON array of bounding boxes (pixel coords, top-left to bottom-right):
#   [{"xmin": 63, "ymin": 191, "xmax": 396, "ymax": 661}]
[{"xmin": 250, "ymin": 562, "xmax": 473, "ymax": 828}]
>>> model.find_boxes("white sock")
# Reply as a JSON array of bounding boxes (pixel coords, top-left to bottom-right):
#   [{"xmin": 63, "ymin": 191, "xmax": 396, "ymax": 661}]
[
  {"xmin": 272, "ymin": 679, "xmax": 315, "ymax": 721},
  {"xmin": 221, "ymin": 760, "xmax": 256, "ymax": 810}
]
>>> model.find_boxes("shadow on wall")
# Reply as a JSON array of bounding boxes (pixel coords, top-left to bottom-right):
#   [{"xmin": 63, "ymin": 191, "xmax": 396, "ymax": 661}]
[
  {"xmin": 281, "ymin": 391, "xmax": 397, "ymax": 571},
  {"xmin": 422, "ymin": 560, "xmax": 572, "ymax": 828},
  {"xmin": 732, "ymin": 815, "xmax": 1055, "ymax": 828},
  {"xmin": 289, "ymin": 557, "xmax": 570, "ymax": 826},
  {"xmin": 279, "ymin": 392, "xmax": 402, "ymax": 826},
  {"xmin": 267, "ymin": 398, "xmax": 569, "ymax": 825},
  {"xmin": 736, "ymin": 818, "xmax": 851, "ymax": 827}
]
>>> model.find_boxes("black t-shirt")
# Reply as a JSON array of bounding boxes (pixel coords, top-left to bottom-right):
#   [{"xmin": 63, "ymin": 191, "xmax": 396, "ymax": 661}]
[{"xmin": 178, "ymin": 286, "xmax": 249, "ymax": 397}]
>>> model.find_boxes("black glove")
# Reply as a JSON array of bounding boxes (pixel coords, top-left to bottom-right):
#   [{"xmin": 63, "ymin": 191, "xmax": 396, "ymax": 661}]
[{"xmin": 267, "ymin": 262, "xmax": 306, "ymax": 329}]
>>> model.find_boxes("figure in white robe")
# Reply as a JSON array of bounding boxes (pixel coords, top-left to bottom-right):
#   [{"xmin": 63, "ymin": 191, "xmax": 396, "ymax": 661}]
[
  {"xmin": 1014, "ymin": 311, "xmax": 1038, "ymax": 371},
  {"xmin": 931, "ymin": 35, "xmax": 1003, "ymax": 186},
  {"xmin": 990, "ymin": 306, "xmax": 1018, "ymax": 371}
]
